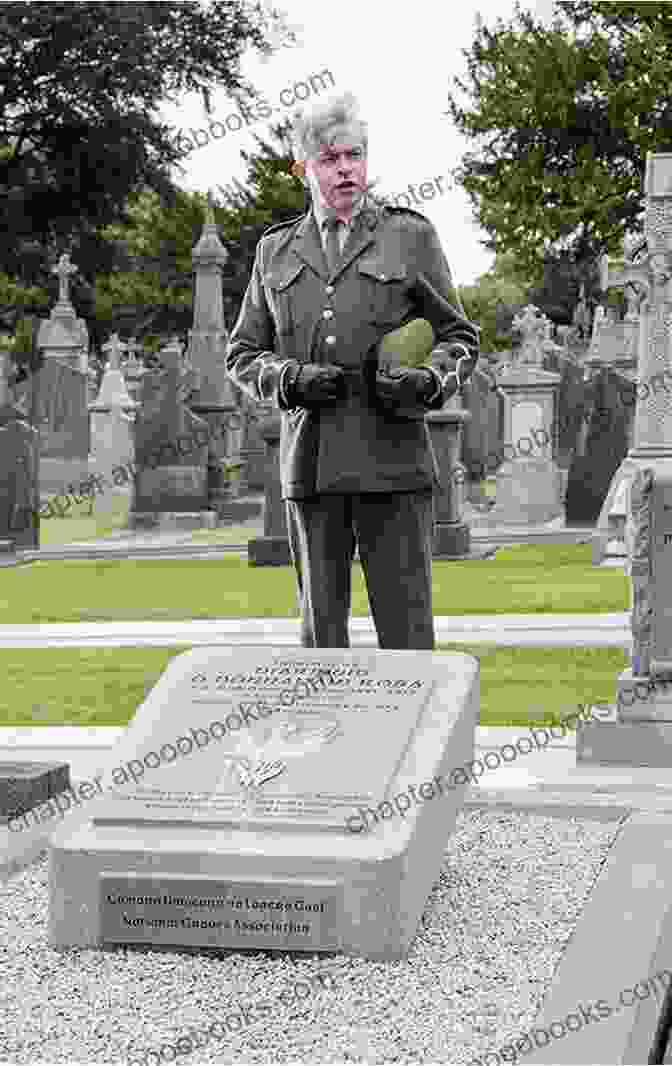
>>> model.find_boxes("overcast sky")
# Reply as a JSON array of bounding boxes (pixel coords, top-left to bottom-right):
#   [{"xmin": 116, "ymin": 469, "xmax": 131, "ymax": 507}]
[{"xmin": 158, "ymin": 0, "xmax": 559, "ymax": 287}]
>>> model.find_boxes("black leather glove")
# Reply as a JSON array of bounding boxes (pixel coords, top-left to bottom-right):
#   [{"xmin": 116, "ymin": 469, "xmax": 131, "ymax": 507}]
[
  {"xmin": 374, "ymin": 367, "xmax": 437, "ymax": 414},
  {"xmin": 286, "ymin": 363, "xmax": 347, "ymax": 409}
]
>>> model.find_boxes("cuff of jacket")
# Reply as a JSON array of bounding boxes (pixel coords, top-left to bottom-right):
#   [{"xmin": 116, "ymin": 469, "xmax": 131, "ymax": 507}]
[
  {"xmin": 276, "ymin": 360, "xmax": 300, "ymax": 410},
  {"xmin": 449, "ymin": 342, "xmax": 474, "ymax": 365},
  {"xmin": 420, "ymin": 365, "xmax": 444, "ymax": 406}
]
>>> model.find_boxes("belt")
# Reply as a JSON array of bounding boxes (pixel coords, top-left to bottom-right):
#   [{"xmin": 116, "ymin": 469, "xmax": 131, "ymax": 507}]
[{"xmin": 335, "ymin": 366, "xmax": 366, "ymax": 396}]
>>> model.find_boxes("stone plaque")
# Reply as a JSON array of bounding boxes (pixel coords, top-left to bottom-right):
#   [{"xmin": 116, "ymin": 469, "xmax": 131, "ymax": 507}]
[
  {"xmin": 511, "ymin": 399, "xmax": 544, "ymax": 451},
  {"xmin": 100, "ymin": 874, "xmax": 341, "ymax": 951},
  {"xmin": 50, "ymin": 647, "xmax": 478, "ymax": 958},
  {"xmin": 92, "ymin": 650, "xmax": 434, "ymax": 833},
  {"xmin": 651, "ymin": 471, "xmax": 672, "ymax": 673}
]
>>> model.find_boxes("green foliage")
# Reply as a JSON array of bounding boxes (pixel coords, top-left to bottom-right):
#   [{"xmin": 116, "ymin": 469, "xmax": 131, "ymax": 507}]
[
  {"xmin": 0, "ymin": 274, "xmax": 49, "ymax": 310},
  {"xmin": 447, "ymin": 1, "xmax": 672, "ymax": 277},
  {"xmin": 458, "ymin": 252, "xmax": 530, "ymax": 351},
  {"xmin": 94, "ymin": 120, "xmax": 307, "ymax": 336},
  {"xmin": 0, "ymin": 1, "xmax": 293, "ymax": 280}
]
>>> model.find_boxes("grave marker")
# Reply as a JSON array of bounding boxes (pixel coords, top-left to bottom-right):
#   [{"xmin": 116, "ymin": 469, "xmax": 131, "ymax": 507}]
[
  {"xmin": 579, "ymin": 152, "xmax": 672, "ymax": 764},
  {"xmin": 49, "ymin": 646, "xmax": 478, "ymax": 959}
]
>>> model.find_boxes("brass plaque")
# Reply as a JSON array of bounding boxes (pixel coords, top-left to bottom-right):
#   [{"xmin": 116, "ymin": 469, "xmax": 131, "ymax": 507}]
[{"xmin": 100, "ymin": 874, "xmax": 342, "ymax": 952}]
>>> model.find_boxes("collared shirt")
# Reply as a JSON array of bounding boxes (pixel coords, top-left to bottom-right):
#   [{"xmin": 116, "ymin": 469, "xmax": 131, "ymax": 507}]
[{"xmin": 311, "ymin": 191, "xmax": 368, "ymax": 255}]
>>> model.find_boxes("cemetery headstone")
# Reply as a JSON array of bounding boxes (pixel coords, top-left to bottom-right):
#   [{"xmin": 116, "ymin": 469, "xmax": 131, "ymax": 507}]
[
  {"xmin": 0, "ymin": 351, "xmax": 39, "ymax": 550},
  {"xmin": 89, "ymin": 333, "xmax": 139, "ymax": 521},
  {"xmin": 119, "ymin": 337, "xmax": 148, "ymax": 405},
  {"xmin": 129, "ymin": 338, "xmax": 215, "ymax": 529},
  {"xmin": 247, "ymin": 412, "xmax": 292, "ymax": 566},
  {"xmin": 567, "ymin": 366, "xmax": 632, "ymax": 526},
  {"xmin": 33, "ymin": 253, "xmax": 90, "ymax": 498},
  {"xmin": 578, "ymin": 151, "xmax": 672, "ymax": 765},
  {"xmin": 188, "ymin": 199, "xmax": 259, "ymax": 522},
  {"xmin": 49, "ymin": 645, "xmax": 478, "ymax": 959},
  {"xmin": 486, "ymin": 308, "xmax": 563, "ymax": 525}
]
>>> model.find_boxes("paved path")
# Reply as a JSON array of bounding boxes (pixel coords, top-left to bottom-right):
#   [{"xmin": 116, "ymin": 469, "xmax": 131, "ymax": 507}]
[{"xmin": 0, "ymin": 613, "xmax": 631, "ymax": 647}]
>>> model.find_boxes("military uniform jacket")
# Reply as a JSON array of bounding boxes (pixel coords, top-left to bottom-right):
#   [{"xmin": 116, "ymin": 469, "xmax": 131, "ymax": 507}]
[{"xmin": 225, "ymin": 201, "xmax": 480, "ymax": 499}]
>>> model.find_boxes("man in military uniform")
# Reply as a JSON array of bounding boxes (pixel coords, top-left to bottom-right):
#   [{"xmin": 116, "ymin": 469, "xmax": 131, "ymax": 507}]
[{"xmin": 226, "ymin": 92, "xmax": 480, "ymax": 649}]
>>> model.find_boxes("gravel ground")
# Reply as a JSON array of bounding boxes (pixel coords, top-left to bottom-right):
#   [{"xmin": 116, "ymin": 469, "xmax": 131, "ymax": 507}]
[{"xmin": 0, "ymin": 809, "xmax": 624, "ymax": 1065}]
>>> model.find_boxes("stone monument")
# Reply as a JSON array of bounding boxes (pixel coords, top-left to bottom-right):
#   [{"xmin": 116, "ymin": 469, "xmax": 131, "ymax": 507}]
[
  {"xmin": 129, "ymin": 338, "xmax": 216, "ymax": 529},
  {"xmin": 578, "ymin": 152, "xmax": 672, "ymax": 765},
  {"xmin": 37, "ymin": 254, "xmax": 89, "ymax": 374},
  {"xmin": 187, "ymin": 197, "xmax": 261, "ymax": 522},
  {"xmin": 49, "ymin": 646, "xmax": 478, "ymax": 960},
  {"xmin": 119, "ymin": 337, "xmax": 148, "ymax": 405},
  {"xmin": 88, "ymin": 333, "xmax": 139, "ymax": 520},
  {"xmin": 34, "ymin": 253, "xmax": 90, "ymax": 499},
  {"xmin": 0, "ymin": 349, "xmax": 39, "ymax": 553},
  {"xmin": 247, "ymin": 412, "xmax": 292, "ymax": 566},
  {"xmin": 591, "ymin": 242, "xmax": 652, "ymax": 564},
  {"xmin": 486, "ymin": 307, "xmax": 563, "ymax": 525}
]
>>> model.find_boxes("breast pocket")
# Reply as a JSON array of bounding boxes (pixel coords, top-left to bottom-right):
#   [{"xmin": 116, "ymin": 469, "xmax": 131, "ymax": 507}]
[
  {"xmin": 264, "ymin": 263, "xmax": 309, "ymax": 343},
  {"xmin": 357, "ymin": 261, "xmax": 411, "ymax": 326}
]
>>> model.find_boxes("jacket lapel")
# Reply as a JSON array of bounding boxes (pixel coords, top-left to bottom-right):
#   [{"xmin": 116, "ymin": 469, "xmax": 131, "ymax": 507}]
[
  {"xmin": 330, "ymin": 205, "xmax": 381, "ymax": 280},
  {"xmin": 289, "ymin": 202, "xmax": 383, "ymax": 282},
  {"xmin": 289, "ymin": 212, "xmax": 329, "ymax": 281}
]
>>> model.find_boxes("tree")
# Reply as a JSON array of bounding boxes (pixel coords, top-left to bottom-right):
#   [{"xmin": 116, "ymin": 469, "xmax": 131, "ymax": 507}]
[
  {"xmin": 91, "ymin": 119, "xmax": 307, "ymax": 346},
  {"xmin": 446, "ymin": 1, "xmax": 672, "ymax": 279},
  {"xmin": 0, "ymin": 1, "xmax": 295, "ymax": 277},
  {"xmin": 458, "ymin": 252, "xmax": 530, "ymax": 353}
]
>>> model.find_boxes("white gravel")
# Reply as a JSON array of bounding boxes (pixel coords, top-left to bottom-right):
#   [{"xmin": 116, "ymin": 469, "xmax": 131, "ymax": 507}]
[{"xmin": 0, "ymin": 809, "xmax": 624, "ymax": 1065}]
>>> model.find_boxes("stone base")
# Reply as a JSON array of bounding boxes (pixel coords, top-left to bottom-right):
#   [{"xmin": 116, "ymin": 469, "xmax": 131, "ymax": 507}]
[
  {"xmin": 214, "ymin": 496, "xmax": 263, "ymax": 523},
  {"xmin": 0, "ymin": 539, "xmax": 22, "ymax": 567},
  {"xmin": 247, "ymin": 536, "xmax": 292, "ymax": 566},
  {"xmin": 0, "ymin": 761, "xmax": 70, "ymax": 823},
  {"xmin": 39, "ymin": 457, "xmax": 89, "ymax": 498},
  {"xmin": 48, "ymin": 648, "xmax": 478, "ymax": 959},
  {"xmin": 490, "ymin": 458, "xmax": 564, "ymax": 525},
  {"xmin": 242, "ymin": 449, "xmax": 268, "ymax": 492},
  {"xmin": 433, "ymin": 522, "xmax": 470, "ymax": 558},
  {"xmin": 592, "ymin": 458, "xmax": 636, "ymax": 566},
  {"xmin": 576, "ymin": 720, "xmax": 672, "ymax": 766},
  {"xmin": 616, "ymin": 668, "xmax": 672, "ymax": 722},
  {"xmin": 133, "ymin": 465, "xmax": 208, "ymax": 514},
  {"xmin": 128, "ymin": 511, "xmax": 218, "ymax": 532},
  {"xmin": 576, "ymin": 670, "xmax": 672, "ymax": 764}
]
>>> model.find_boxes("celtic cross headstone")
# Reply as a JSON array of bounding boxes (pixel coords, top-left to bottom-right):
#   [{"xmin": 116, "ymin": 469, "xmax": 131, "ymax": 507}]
[{"xmin": 580, "ymin": 152, "xmax": 672, "ymax": 766}]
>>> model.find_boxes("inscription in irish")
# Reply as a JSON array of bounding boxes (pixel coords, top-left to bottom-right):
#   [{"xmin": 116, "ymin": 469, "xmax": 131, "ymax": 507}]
[{"xmin": 100, "ymin": 874, "xmax": 341, "ymax": 951}]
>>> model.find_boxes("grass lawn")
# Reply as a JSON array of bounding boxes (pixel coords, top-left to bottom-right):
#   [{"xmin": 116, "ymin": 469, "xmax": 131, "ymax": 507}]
[
  {"xmin": 0, "ymin": 645, "xmax": 629, "ymax": 729},
  {"xmin": 0, "ymin": 544, "xmax": 629, "ymax": 624}
]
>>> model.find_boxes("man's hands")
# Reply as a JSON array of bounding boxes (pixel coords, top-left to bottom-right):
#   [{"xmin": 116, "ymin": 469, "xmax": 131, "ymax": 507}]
[
  {"xmin": 286, "ymin": 363, "xmax": 347, "ymax": 409},
  {"xmin": 374, "ymin": 367, "xmax": 436, "ymax": 414}
]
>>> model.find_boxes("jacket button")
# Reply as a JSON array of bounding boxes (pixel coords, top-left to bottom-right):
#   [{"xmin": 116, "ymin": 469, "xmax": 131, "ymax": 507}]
[
  {"xmin": 325, "ymin": 285, "xmax": 335, "ymax": 295},
  {"xmin": 322, "ymin": 310, "xmax": 333, "ymax": 319},
  {"xmin": 325, "ymin": 336, "xmax": 336, "ymax": 345}
]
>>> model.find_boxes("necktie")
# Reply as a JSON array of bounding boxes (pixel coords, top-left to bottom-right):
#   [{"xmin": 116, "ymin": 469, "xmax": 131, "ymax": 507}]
[{"xmin": 323, "ymin": 216, "xmax": 342, "ymax": 276}]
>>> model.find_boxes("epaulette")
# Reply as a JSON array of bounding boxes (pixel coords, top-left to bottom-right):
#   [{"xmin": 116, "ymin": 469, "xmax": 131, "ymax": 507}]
[
  {"xmin": 261, "ymin": 214, "xmax": 305, "ymax": 239},
  {"xmin": 383, "ymin": 204, "xmax": 430, "ymax": 223}
]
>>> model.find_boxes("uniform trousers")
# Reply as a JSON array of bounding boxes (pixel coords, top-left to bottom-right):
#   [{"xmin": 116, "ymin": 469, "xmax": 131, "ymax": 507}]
[{"xmin": 284, "ymin": 490, "xmax": 436, "ymax": 649}]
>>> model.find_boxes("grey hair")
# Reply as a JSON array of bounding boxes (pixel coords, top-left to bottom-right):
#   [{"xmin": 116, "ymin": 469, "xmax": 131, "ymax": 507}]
[{"xmin": 290, "ymin": 92, "xmax": 368, "ymax": 162}]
